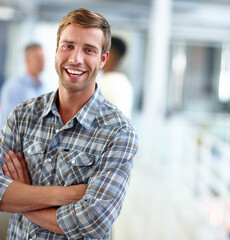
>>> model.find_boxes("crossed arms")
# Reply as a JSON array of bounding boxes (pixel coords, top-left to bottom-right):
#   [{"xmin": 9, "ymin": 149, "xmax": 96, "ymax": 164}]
[
  {"xmin": 0, "ymin": 150, "xmax": 87, "ymax": 234},
  {"xmin": 0, "ymin": 117, "xmax": 137, "ymax": 239}
]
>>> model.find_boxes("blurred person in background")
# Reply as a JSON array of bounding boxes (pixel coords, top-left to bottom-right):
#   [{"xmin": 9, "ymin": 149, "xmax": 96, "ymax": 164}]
[
  {"xmin": 97, "ymin": 36, "xmax": 133, "ymax": 119},
  {"xmin": 0, "ymin": 8, "xmax": 138, "ymax": 240},
  {"xmin": 0, "ymin": 43, "xmax": 46, "ymax": 126}
]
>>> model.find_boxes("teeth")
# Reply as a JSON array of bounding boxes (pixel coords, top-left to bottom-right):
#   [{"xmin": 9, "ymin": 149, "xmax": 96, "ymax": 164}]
[{"xmin": 67, "ymin": 69, "xmax": 83, "ymax": 75}]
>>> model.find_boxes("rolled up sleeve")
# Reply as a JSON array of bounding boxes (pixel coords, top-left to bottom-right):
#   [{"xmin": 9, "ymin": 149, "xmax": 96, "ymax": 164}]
[
  {"xmin": 0, "ymin": 174, "xmax": 14, "ymax": 203},
  {"xmin": 57, "ymin": 128, "xmax": 138, "ymax": 239},
  {"xmin": 0, "ymin": 112, "xmax": 20, "ymax": 203}
]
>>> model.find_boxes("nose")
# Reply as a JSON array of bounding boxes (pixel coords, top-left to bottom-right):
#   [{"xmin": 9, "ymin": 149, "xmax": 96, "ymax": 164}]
[{"xmin": 68, "ymin": 47, "xmax": 83, "ymax": 65}]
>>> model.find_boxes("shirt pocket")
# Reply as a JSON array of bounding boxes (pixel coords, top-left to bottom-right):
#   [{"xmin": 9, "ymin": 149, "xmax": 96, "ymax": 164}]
[
  {"xmin": 23, "ymin": 140, "xmax": 46, "ymax": 183},
  {"xmin": 57, "ymin": 149, "xmax": 95, "ymax": 186}
]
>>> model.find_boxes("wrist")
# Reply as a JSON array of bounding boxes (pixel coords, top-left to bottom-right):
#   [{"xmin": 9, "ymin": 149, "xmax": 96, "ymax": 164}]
[
  {"xmin": 52, "ymin": 184, "xmax": 87, "ymax": 207},
  {"xmin": 52, "ymin": 186, "xmax": 76, "ymax": 206}
]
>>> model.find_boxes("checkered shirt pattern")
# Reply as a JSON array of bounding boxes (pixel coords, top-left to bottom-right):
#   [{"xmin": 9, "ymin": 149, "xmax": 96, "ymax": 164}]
[{"xmin": 0, "ymin": 86, "xmax": 138, "ymax": 240}]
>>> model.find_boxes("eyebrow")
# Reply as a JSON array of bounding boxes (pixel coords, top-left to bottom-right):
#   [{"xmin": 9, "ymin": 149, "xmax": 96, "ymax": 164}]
[
  {"xmin": 60, "ymin": 40, "xmax": 75, "ymax": 44},
  {"xmin": 60, "ymin": 40, "xmax": 99, "ymax": 51},
  {"xmin": 84, "ymin": 43, "xmax": 99, "ymax": 51}
]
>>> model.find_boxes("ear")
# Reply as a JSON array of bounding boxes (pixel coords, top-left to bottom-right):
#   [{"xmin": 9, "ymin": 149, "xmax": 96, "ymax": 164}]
[{"xmin": 99, "ymin": 51, "xmax": 109, "ymax": 69}]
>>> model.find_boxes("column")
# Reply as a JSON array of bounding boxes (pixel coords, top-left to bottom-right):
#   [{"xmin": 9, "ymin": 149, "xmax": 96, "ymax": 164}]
[{"xmin": 141, "ymin": 0, "xmax": 172, "ymax": 168}]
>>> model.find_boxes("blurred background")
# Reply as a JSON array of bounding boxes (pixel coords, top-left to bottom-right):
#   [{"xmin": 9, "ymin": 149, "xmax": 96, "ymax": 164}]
[{"xmin": 1, "ymin": 0, "xmax": 230, "ymax": 239}]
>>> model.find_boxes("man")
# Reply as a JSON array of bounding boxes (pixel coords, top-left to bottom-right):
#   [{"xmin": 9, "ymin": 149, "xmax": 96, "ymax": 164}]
[
  {"xmin": 0, "ymin": 43, "xmax": 46, "ymax": 126},
  {"xmin": 97, "ymin": 36, "xmax": 133, "ymax": 119},
  {"xmin": 0, "ymin": 8, "xmax": 138, "ymax": 240}
]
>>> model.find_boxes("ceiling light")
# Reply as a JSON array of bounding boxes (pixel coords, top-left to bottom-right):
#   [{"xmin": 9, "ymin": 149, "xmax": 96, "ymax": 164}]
[{"xmin": 0, "ymin": 6, "xmax": 15, "ymax": 21}]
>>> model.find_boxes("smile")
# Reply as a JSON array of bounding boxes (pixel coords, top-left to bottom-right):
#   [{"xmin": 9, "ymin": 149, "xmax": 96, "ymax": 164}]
[{"xmin": 66, "ymin": 69, "xmax": 84, "ymax": 76}]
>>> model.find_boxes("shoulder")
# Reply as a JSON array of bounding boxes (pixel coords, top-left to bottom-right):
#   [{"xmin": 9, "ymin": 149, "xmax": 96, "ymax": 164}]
[
  {"xmin": 96, "ymin": 98, "xmax": 135, "ymax": 133},
  {"xmin": 1, "ymin": 75, "xmax": 29, "ymax": 96},
  {"xmin": 1, "ymin": 77, "xmax": 20, "ymax": 91},
  {"xmin": 100, "ymin": 72, "xmax": 130, "ymax": 85},
  {"xmin": 98, "ymin": 72, "xmax": 133, "ymax": 97},
  {"xmin": 13, "ymin": 91, "xmax": 53, "ymax": 118},
  {"xmin": 95, "ymin": 99, "xmax": 139, "ymax": 153}
]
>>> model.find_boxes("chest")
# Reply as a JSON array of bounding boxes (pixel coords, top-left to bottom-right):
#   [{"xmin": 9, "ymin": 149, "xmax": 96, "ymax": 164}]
[{"xmin": 21, "ymin": 116, "xmax": 115, "ymax": 186}]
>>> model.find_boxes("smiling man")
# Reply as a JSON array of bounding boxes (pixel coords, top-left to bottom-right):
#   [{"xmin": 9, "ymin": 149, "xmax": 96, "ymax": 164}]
[{"xmin": 0, "ymin": 8, "xmax": 138, "ymax": 240}]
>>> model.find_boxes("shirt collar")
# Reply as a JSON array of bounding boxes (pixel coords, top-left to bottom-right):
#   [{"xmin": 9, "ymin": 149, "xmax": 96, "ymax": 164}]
[
  {"xmin": 41, "ymin": 85, "xmax": 104, "ymax": 129},
  {"xmin": 76, "ymin": 85, "xmax": 104, "ymax": 129},
  {"xmin": 41, "ymin": 90, "xmax": 58, "ymax": 118},
  {"xmin": 22, "ymin": 73, "xmax": 41, "ymax": 87}
]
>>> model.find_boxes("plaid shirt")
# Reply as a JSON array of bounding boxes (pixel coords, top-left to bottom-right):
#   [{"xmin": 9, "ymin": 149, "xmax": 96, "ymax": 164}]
[{"xmin": 0, "ymin": 86, "xmax": 138, "ymax": 240}]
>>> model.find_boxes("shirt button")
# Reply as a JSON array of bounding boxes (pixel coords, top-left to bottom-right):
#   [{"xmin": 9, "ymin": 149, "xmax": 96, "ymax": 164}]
[
  {"xmin": 71, "ymin": 160, "xmax": 76, "ymax": 164},
  {"xmin": 47, "ymin": 159, "xmax": 52, "ymax": 163},
  {"xmin": 56, "ymin": 129, "xmax": 59, "ymax": 133},
  {"xmin": 28, "ymin": 149, "xmax": 31, "ymax": 154}
]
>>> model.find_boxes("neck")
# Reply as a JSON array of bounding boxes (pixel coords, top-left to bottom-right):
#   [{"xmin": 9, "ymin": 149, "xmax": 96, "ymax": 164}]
[
  {"xmin": 57, "ymin": 84, "xmax": 95, "ymax": 125},
  {"xmin": 28, "ymin": 72, "xmax": 41, "ymax": 86},
  {"xmin": 33, "ymin": 77, "xmax": 41, "ymax": 86}
]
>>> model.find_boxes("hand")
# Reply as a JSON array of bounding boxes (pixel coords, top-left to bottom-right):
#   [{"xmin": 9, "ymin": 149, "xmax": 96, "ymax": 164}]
[{"xmin": 2, "ymin": 150, "xmax": 31, "ymax": 185}]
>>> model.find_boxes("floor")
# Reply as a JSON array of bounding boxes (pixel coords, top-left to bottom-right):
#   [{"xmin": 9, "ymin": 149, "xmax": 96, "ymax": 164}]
[
  {"xmin": 112, "ymin": 114, "xmax": 229, "ymax": 240},
  {"xmin": 112, "ymin": 162, "xmax": 227, "ymax": 240}
]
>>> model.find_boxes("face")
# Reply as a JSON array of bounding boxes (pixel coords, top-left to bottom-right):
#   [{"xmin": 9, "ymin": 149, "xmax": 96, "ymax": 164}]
[
  {"xmin": 26, "ymin": 47, "xmax": 45, "ymax": 77},
  {"xmin": 55, "ymin": 24, "xmax": 108, "ymax": 95}
]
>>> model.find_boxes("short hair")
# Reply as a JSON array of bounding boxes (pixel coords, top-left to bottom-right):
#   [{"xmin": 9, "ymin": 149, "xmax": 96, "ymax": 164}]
[
  {"xmin": 24, "ymin": 43, "xmax": 42, "ymax": 56},
  {"xmin": 57, "ymin": 8, "xmax": 111, "ymax": 55},
  {"xmin": 111, "ymin": 37, "xmax": 126, "ymax": 59}
]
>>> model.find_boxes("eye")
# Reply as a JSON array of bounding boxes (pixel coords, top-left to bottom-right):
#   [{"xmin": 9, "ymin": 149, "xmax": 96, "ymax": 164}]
[
  {"xmin": 63, "ymin": 44, "xmax": 73, "ymax": 50},
  {"xmin": 85, "ymin": 48, "xmax": 96, "ymax": 54}
]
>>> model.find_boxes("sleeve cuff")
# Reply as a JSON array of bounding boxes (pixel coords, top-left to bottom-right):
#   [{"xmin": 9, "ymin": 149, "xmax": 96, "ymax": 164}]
[
  {"xmin": 0, "ymin": 176, "xmax": 14, "ymax": 203},
  {"xmin": 57, "ymin": 202, "xmax": 82, "ymax": 240}
]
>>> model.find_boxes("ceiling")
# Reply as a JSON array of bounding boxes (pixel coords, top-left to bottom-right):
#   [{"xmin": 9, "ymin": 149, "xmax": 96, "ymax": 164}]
[{"xmin": 1, "ymin": 0, "xmax": 230, "ymax": 41}]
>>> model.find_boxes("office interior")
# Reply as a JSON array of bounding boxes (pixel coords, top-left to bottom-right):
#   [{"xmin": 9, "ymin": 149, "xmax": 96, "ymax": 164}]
[{"xmin": 1, "ymin": 0, "xmax": 230, "ymax": 239}]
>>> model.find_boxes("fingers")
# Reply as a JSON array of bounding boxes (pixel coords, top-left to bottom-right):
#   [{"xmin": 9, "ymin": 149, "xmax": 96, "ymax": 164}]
[
  {"xmin": 17, "ymin": 152, "xmax": 31, "ymax": 185},
  {"xmin": 2, "ymin": 163, "xmax": 13, "ymax": 179},
  {"xmin": 4, "ymin": 151, "xmax": 21, "ymax": 181},
  {"xmin": 11, "ymin": 150, "xmax": 26, "ymax": 183},
  {"xmin": 3, "ymin": 151, "xmax": 31, "ymax": 184}
]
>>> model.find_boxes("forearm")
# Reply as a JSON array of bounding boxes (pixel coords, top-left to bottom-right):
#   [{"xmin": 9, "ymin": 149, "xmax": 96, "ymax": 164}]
[
  {"xmin": 1, "ymin": 150, "xmax": 87, "ymax": 213},
  {"xmin": 0, "ymin": 181, "xmax": 87, "ymax": 213},
  {"xmin": 23, "ymin": 208, "xmax": 64, "ymax": 235},
  {"xmin": 0, "ymin": 181, "xmax": 63, "ymax": 213}
]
